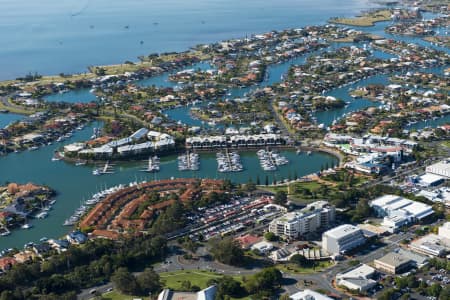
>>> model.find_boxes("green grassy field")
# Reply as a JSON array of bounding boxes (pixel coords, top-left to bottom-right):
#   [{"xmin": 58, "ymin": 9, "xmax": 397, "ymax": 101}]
[
  {"xmin": 101, "ymin": 290, "xmax": 147, "ymax": 300},
  {"xmin": 102, "ymin": 270, "xmax": 250, "ymax": 300},
  {"xmin": 276, "ymin": 260, "xmax": 334, "ymax": 274}
]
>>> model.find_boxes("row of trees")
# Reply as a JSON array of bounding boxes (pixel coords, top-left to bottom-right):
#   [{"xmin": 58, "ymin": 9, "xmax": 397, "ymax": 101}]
[
  {"xmin": 111, "ymin": 267, "xmax": 161, "ymax": 296},
  {"xmin": 207, "ymin": 268, "xmax": 283, "ymax": 299},
  {"xmin": 0, "ymin": 235, "xmax": 168, "ymax": 299}
]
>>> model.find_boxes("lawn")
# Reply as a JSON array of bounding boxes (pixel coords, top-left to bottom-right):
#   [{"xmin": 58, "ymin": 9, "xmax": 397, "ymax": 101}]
[
  {"xmin": 160, "ymin": 270, "xmax": 243, "ymax": 291},
  {"xmin": 261, "ymin": 180, "xmax": 337, "ymax": 203},
  {"xmin": 101, "ymin": 290, "xmax": 148, "ymax": 300},
  {"xmin": 441, "ymin": 140, "xmax": 450, "ymax": 148},
  {"xmin": 276, "ymin": 260, "xmax": 334, "ymax": 274}
]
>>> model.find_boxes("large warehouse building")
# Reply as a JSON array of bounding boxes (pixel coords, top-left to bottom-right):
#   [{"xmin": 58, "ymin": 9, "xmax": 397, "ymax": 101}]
[
  {"xmin": 370, "ymin": 195, "xmax": 434, "ymax": 232},
  {"xmin": 426, "ymin": 159, "xmax": 450, "ymax": 178}
]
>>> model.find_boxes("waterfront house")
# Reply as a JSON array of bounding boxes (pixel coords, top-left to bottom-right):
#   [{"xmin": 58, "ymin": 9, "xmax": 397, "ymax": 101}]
[
  {"xmin": 0, "ymin": 257, "xmax": 17, "ymax": 271},
  {"xmin": 67, "ymin": 231, "xmax": 87, "ymax": 244}
]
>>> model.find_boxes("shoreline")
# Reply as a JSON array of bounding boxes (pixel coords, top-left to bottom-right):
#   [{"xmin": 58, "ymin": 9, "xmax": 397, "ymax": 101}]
[
  {"xmin": 57, "ymin": 145, "xmax": 343, "ymax": 166},
  {"xmin": 0, "ymin": 6, "xmax": 389, "ymax": 87}
]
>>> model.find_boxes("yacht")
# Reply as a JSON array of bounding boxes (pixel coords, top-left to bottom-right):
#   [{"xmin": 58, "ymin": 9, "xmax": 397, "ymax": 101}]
[
  {"xmin": 51, "ymin": 154, "xmax": 61, "ymax": 161},
  {"xmin": 36, "ymin": 211, "xmax": 48, "ymax": 219},
  {"xmin": 93, "ymin": 161, "xmax": 115, "ymax": 175},
  {"xmin": 21, "ymin": 223, "xmax": 33, "ymax": 229},
  {"xmin": 75, "ymin": 160, "xmax": 87, "ymax": 166}
]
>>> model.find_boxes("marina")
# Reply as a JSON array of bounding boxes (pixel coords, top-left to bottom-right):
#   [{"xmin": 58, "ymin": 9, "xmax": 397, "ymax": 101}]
[
  {"xmin": 178, "ymin": 151, "xmax": 200, "ymax": 171},
  {"xmin": 216, "ymin": 151, "xmax": 243, "ymax": 173},
  {"xmin": 141, "ymin": 155, "xmax": 160, "ymax": 172},
  {"xmin": 63, "ymin": 184, "xmax": 125, "ymax": 226},
  {"xmin": 257, "ymin": 149, "xmax": 290, "ymax": 172},
  {"xmin": 0, "ymin": 121, "xmax": 337, "ymax": 249}
]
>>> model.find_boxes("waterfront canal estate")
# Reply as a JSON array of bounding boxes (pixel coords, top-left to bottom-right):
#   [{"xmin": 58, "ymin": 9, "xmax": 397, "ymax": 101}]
[{"xmin": 0, "ymin": 0, "xmax": 450, "ymax": 299}]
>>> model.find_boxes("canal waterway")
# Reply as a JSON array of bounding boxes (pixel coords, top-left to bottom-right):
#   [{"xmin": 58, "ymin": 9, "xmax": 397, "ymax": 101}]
[
  {"xmin": 0, "ymin": 113, "xmax": 23, "ymax": 128},
  {"xmin": 43, "ymin": 88, "xmax": 97, "ymax": 103}
]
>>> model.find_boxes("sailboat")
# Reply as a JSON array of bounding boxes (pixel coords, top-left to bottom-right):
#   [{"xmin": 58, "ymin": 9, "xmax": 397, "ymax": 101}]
[{"xmin": 93, "ymin": 161, "xmax": 115, "ymax": 175}]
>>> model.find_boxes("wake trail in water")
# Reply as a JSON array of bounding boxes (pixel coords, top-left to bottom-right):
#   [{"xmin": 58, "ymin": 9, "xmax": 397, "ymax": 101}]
[{"xmin": 70, "ymin": 0, "xmax": 90, "ymax": 17}]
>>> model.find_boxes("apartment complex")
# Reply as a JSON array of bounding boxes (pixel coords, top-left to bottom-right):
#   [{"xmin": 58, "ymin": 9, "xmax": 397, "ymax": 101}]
[
  {"xmin": 322, "ymin": 224, "xmax": 366, "ymax": 255},
  {"xmin": 268, "ymin": 201, "xmax": 335, "ymax": 239}
]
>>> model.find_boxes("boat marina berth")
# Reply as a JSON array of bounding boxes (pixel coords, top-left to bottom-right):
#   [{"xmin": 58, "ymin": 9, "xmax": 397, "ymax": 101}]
[
  {"xmin": 141, "ymin": 156, "xmax": 160, "ymax": 172},
  {"xmin": 216, "ymin": 150, "xmax": 243, "ymax": 172},
  {"xmin": 92, "ymin": 161, "xmax": 115, "ymax": 176},
  {"xmin": 178, "ymin": 151, "xmax": 200, "ymax": 171},
  {"xmin": 257, "ymin": 149, "xmax": 289, "ymax": 171}
]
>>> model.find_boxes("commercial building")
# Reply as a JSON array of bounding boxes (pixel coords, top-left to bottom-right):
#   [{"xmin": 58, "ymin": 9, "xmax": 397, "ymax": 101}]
[
  {"xmin": 370, "ymin": 195, "xmax": 434, "ymax": 232},
  {"xmin": 374, "ymin": 252, "xmax": 413, "ymax": 274},
  {"xmin": 290, "ymin": 289, "xmax": 333, "ymax": 300},
  {"xmin": 323, "ymin": 133, "xmax": 417, "ymax": 155},
  {"xmin": 439, "ymin": 222, "xmax": 450, "ymax": 239},
  {"xmin": 416, "ymin": 187, "xmax": 450, "ymax": 206},
  {"xmin": 336, "ymin": 264, "xmax": 377, "ymax": 292},
  {"xmin": 322, "ymin": 224, "xmax": 366, "ymax": 255},
  {"xmin": 157, "ymin": 285, "xmax": 216, "ymax": 300},
  {"xmin": 426, "ymin": 159, "xmax": 450, "ymax": 178},
  {"xmin": 416, "ymin": 173, "xmax": 445, "ymax": 187},
  {"xmin": 374, "ymin": 249, "xmax": 428, "ymax": 274},
  {"xmin": 269, "ymin": 201, "xmax": 335, "ymax": 239},
  {"xmin": 410, "ymin": 233, "xmax": 450, "ymax": 257}
]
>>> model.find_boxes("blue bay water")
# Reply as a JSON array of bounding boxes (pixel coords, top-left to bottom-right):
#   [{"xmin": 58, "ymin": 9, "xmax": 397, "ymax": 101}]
[{"xmin": 0, "ymin": 0, "xmax": 377, "ymax": 80}]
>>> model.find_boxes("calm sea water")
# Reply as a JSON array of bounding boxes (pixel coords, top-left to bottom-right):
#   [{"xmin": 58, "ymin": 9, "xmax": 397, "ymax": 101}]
[
  {"xmin": 0, "ymin": 113, "xmax": 23, "ymax": 128},
  {"xmin": 0, "ymin": 0, "xmax": 377, "ymax": 80}
]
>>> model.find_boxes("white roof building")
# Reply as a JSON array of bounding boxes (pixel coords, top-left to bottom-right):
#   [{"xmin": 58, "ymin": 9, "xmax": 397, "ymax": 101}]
[
  {"xmin": 410, "ymin": 234, "xmax": 450, "ymax": 257},
  {"xmin": 269, "ymin": 201, "xmax": 335, "ymax": 239},
  {"xmin": 370, "ymin": 195, "xmax": 434, "ymax": 224},
  {"xmin": 426, "ymin": 159, "xmax": 450, "ymax": 178},
  {"xmin": 322, "ymin": 224, "xmax": 366, "ymax": 255},
  {"xmin": 417, "ymin": 173, "xmax": 445, "ymax": 187},
  {"xmin": 63, "ymin": 142, "xmax": 85, "ymax": 153},
  {"xmin": 129, "ymin": 128, "xmax": 149, "ymax": 141},
  {"xmin": 336, "ymin": 264, "xmax": 376, "ymax": 292},
  {"xmin": 290, "ymin": 289, "xmax": 333, "ymax": 300},
  {"xmin": 439, "ymin": 222, "xmax": 450, "ymax": 239},
  {"xmin": 251, "ymin": 241, "xmax": 274, "ymax": 253}
]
